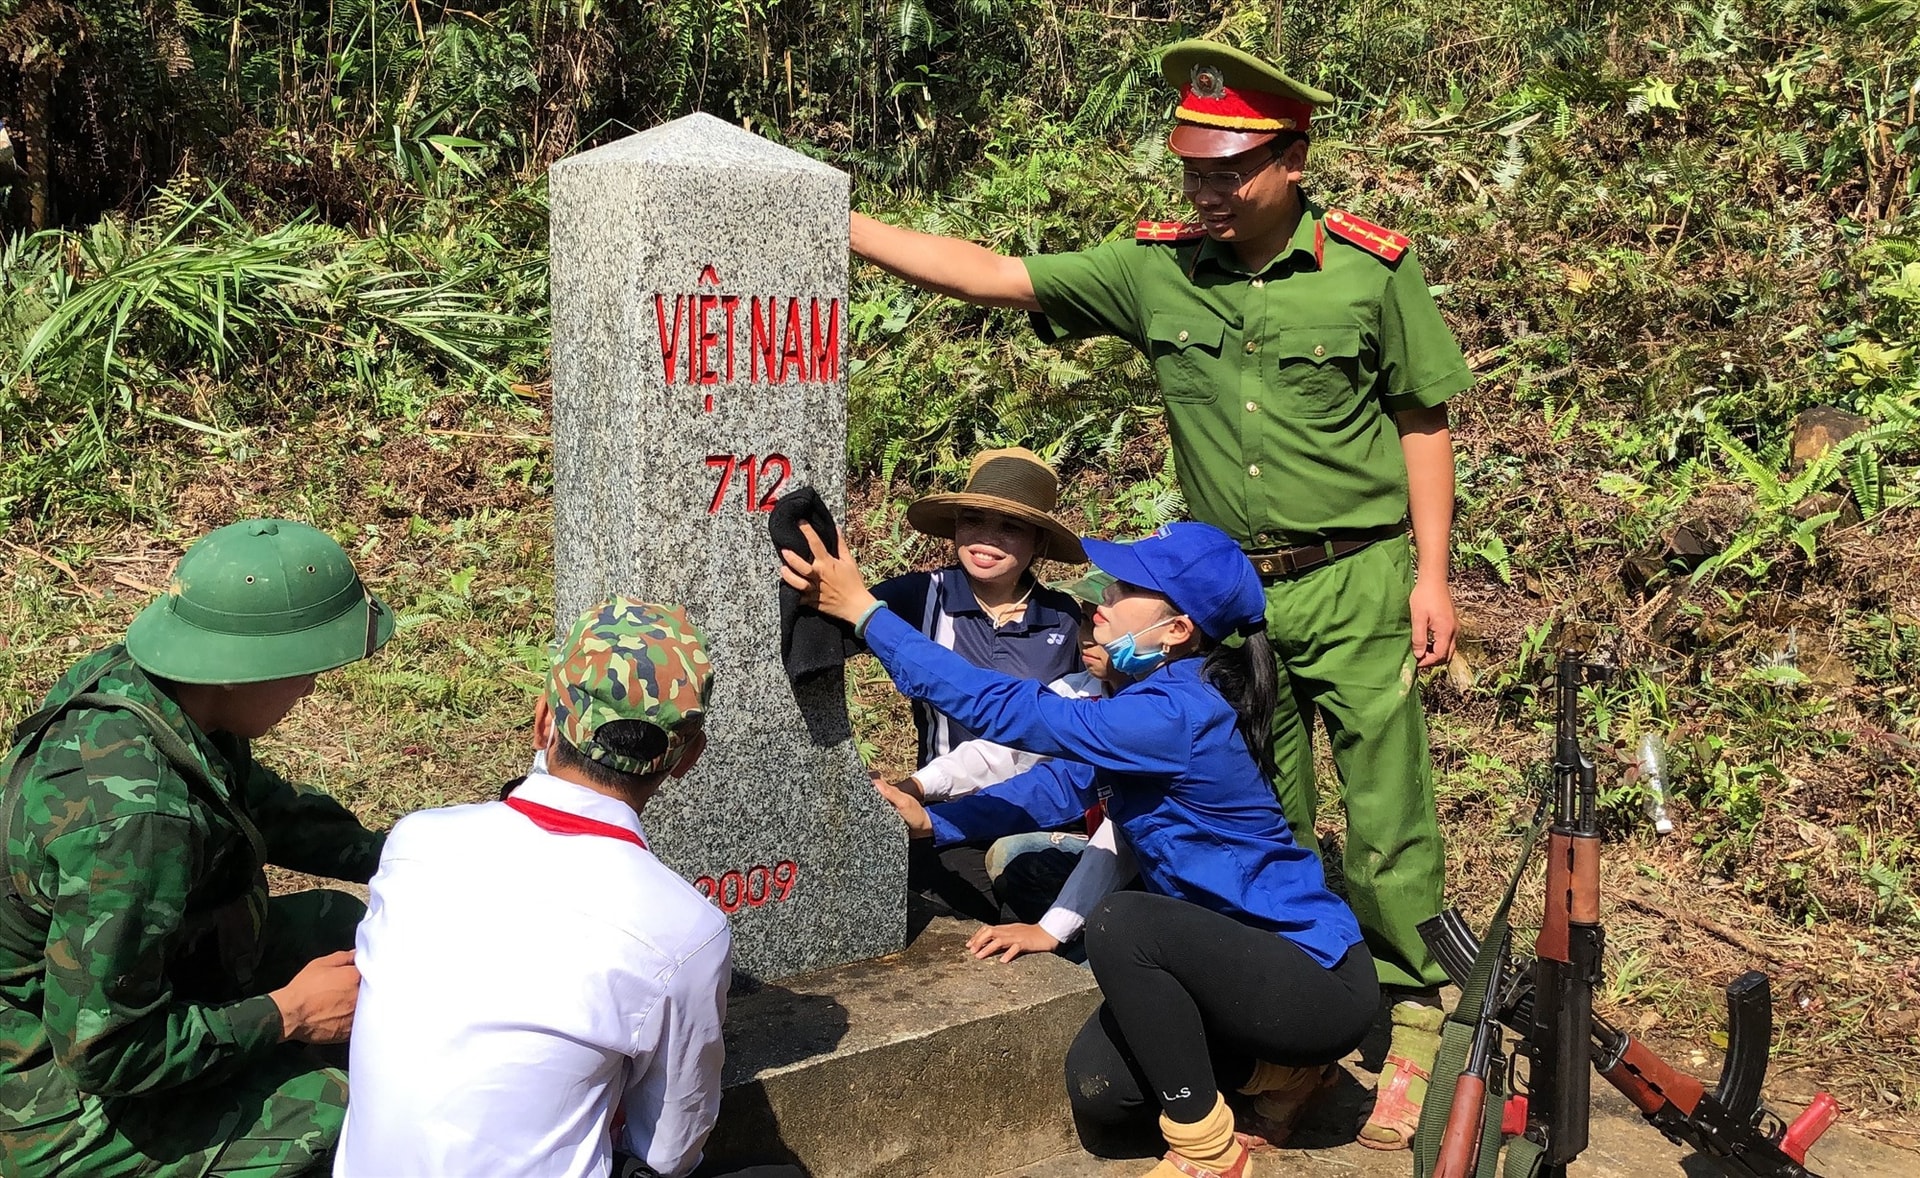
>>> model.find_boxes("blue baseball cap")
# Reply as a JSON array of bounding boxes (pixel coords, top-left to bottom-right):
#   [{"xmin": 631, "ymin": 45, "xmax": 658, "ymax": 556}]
[{"xmin": 1081, "ymin": 522, "xmax": 1267, "ymax": 641}]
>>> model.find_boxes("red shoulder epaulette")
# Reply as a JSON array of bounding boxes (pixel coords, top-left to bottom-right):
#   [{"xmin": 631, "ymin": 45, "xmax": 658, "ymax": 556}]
[
  {"xmin": 1324, "ymin": 209, "xmax": 1409, "ymax": 262},
  {"xmin": 1135, "ymin": 220, "xmax": 1208, "ymax": 243}
]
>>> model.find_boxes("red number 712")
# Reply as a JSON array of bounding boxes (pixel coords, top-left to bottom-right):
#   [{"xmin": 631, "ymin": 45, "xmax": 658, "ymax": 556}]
[{"xmin": 705, "ymin": 453, "xmax": 791, "ymax": 514}]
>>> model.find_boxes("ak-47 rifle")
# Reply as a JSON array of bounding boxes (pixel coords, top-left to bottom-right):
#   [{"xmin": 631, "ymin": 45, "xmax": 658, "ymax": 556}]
[
  {"xmin": 1420, "ymin": 654, "xmax": 1839, "ymax": 1177},
  {"xmin": 1528, "ymin": 655, "xmax": 1608, "ymax": 1168}
]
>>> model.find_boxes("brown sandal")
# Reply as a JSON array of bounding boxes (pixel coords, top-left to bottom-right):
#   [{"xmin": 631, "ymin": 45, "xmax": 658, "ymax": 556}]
[
  {"xmin": 1150, "ymin": 1147, "xmax": 1252, "ymax": 1178},
  {"xmin": 1232, "ymin": 1063, "xmax": 1339, "ymax": 1151}
]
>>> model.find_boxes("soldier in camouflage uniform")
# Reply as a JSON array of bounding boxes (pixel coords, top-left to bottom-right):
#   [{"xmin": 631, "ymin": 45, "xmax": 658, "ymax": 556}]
[{"xmin": 0, "ymin": 519, "xmax": 395, "ymax": 1177}]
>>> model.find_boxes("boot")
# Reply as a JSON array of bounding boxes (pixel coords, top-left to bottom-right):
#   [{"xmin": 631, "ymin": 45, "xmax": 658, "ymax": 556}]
[
  {"xmin": 1358, "ymin": 1000, "xmax": 1444, "ymax": 1150},
  {"xmin": 1145, "ymin": 1093, "xmax": 1250, "ymax": 1178}
]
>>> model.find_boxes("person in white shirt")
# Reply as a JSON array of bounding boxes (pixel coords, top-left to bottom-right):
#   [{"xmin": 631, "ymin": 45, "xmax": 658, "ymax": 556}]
[
  {"xmin": 887, "ymin": 571, "xmax": 1139, "ymax": 963},
  {"xmin": 336, "ymin": 598, "xmax": 801, "ymax": 1178}
]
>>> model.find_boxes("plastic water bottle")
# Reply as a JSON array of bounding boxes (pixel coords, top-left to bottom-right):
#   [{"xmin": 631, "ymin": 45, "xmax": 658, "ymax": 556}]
[{"xmin": 1638, "ymin": 732, "xmax": 1675, "ymax": 836}]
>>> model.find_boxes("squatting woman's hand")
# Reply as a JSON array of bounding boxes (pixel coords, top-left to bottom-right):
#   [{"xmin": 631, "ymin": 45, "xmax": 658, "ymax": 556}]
[
  {"xmin": 967, "ymin": 922, "xmax": 1061, "ymax": 964},
  {"xmin": 777, "ymin": 522, "xmax": 879, "ymax": 626}
]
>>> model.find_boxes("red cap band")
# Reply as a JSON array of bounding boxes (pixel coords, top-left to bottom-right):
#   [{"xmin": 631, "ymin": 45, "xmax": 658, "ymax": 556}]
[{"xmin": 1175, "ymin": 83, "xmax": 1311, "ymax": 132}]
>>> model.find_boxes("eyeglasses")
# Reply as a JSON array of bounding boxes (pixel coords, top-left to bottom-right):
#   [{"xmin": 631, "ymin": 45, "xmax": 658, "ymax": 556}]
[{"xmin": 1180, "ymin": 152, "xmax": 1280, "ymax": 196}]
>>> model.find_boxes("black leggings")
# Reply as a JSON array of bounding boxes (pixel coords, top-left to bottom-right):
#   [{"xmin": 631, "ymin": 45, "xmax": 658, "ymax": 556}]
[{"xmin": 1066, "ymin": 890, "xmax": 1379, "ymax": 1152}]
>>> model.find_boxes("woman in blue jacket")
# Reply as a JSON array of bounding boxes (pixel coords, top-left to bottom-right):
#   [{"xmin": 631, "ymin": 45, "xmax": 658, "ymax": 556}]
[{"xmin": 781, "ymin": 520, "xmax": 1379, "ymax": 1178}]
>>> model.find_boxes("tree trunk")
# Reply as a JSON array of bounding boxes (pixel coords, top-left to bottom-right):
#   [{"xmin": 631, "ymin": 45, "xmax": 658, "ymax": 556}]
[{"xmin": 21, "ymin": 62, "xmax": 53, "ymax": 228}]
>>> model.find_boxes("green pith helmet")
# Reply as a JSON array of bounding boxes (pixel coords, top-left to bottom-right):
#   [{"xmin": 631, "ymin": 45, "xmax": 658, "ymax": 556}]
[{"xmin": 126, "ymin": 519, "xmax": 394, "ymax": 685}]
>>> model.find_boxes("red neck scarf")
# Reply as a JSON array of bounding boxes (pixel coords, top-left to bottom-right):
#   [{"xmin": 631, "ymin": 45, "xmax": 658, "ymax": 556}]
[{"xmin": 504, "ymin": 796, "xmax": 647, "ymax": 850}]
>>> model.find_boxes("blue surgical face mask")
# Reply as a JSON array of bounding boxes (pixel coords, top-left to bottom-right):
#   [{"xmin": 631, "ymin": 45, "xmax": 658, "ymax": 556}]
[{"xmin": 1102, "ymin": 614, "xmax": 1185, "ymax": 678}]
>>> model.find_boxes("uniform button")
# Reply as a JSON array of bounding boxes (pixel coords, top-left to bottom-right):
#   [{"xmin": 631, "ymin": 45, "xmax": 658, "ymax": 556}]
[
  {"xmin": 1244, "ymin": 340, "xmax": 1258, "ymax": 354},
  {"xmin": 1177, "ymin": 330, "xmax": 1190, "ymax": 342},
  {"xmin": 1313, "ymin": 344, "xmax": 1326, "ymax": 357},
  {"xmin": 1245, "ymin": 400, "xmax": 1258, "ymax": 413},
  {"xmin": 1252, "ymin": 279, "xmax": 1265, "ymax": 288},
  {"xmin": 1248, "ymin": 464, "xmax": 1261, "ymax": 477}
]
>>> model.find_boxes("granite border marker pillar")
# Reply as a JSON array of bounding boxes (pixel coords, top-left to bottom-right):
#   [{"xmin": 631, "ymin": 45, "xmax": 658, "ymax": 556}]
[{"xmin": 549, "ymin": 113, "xmax": 906, "ymax": 980}]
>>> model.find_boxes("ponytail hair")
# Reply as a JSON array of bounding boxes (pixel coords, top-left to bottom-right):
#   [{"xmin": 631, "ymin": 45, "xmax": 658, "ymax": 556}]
[{"xmin": 1200, "ymin": 628, "xmax": 1280, "ymax": 782}]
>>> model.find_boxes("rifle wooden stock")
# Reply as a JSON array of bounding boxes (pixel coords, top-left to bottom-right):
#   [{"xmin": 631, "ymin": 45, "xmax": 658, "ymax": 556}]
[
  {"xmin": 1601, "ymin": 1035, "xmax": 1707, "ymax": 1119},
  {"xmin": 1433, "ymin": 1073, "xmax": 1488, "ymax": 1178}
]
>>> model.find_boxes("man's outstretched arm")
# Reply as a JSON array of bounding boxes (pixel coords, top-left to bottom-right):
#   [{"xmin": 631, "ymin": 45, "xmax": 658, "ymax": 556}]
[{"xmin": 851, "ymin": 212, "xmax": 1040, "ymax": 311}]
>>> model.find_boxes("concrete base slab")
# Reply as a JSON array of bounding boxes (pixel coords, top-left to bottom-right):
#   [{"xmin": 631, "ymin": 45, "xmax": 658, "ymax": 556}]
[
  {"xmin": 704, "ymin": 908, "xmax": 1101, "ymax": 1177},
  {"xmin": 705, "ymin": 906, "xmax": 1912, "ymax": 1178},
  {"xmin": 994, "ymin": 1012, "xmax": 1914, "ymax": 1178}
]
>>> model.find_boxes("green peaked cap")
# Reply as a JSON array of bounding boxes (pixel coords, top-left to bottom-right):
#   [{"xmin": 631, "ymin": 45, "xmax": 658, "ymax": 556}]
[
  {"xmin": 1159, "ymin": 40, "xmax": 1335, "ymax": 112},
  {"xmin": 1159, "ymin": 39, "xmax": 1333, "ymax": 156}
]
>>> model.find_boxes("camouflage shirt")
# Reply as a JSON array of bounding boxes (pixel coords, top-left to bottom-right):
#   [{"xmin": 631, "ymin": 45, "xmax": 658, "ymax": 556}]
[{"xmin": 0, "ymin": 645, "xmax": 383, "ymax": 1126}]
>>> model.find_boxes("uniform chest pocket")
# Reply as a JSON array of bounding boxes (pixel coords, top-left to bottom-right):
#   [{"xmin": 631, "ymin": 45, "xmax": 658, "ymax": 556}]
[
  {"xmin": 1271, "ymin": 325, "xmax": 1368, "ymax": 421},
  {"xmin": 1145, "ymin": 313, "xmax": 1225, "ymax": 405}
]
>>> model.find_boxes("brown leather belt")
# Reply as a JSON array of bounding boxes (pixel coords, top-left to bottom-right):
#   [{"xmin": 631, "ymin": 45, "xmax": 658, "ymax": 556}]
[{"xmin": 1245, "ymin": 523, "xmax": 1407, "ymax": 580}]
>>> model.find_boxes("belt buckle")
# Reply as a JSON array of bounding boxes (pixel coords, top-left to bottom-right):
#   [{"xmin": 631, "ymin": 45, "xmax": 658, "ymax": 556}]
[{"xmin": 1253, "ymin": 551, "xmax": 1295, "ymax": 578}]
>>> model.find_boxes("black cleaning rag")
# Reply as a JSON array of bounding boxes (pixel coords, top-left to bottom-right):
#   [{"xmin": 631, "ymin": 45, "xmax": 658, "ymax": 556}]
[{"xmin": 768, "ymin": 486, "xmax": 862, "ymax": 682}]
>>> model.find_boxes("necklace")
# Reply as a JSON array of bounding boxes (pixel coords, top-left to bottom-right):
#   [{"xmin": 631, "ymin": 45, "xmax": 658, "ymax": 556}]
[{"xmin": 976, "ymin": 581, "xmax": 1034, "ymax": 628}]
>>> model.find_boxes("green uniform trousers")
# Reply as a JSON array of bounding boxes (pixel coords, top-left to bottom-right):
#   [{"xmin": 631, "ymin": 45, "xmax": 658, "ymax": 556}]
[
  {"xmin": 1265, "ymin": 535, "xmax": 1447, "ymax": 991},
  {"xmin": 5, "ymin": 889, "xmax": 362, "ymax": 1178}
]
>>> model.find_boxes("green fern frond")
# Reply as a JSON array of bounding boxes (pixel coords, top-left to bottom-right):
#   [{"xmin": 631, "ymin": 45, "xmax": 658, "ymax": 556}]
[
  {"xmin": 1779, "ymin": 130, "xmax": 1812, "ymax": 173},
  {"xmin": 1704, "ymin": 418, "xmax": 1782, "ymax": 499},
  {"xmin": 1849, "ymin": 444, "xmax": 1886, "ymax": 516}
]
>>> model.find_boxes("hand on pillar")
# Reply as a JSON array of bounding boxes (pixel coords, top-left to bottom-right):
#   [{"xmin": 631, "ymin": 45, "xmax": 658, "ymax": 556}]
[
  {"xmin": 874, "ymin": 778, "xmax": 933, "ymax": 839},
  {"xmin": 778, "ymin": 521, "xmax": 878, "ymax": 626}
]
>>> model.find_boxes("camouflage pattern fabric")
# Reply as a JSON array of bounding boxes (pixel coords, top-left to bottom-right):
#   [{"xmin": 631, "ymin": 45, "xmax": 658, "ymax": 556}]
[
  {"xmin": 1049, "ymin": 569, "xmax": 1116, "ymax": 608},
  {"xmin": 547, "ymin": 598, "xmax": 714, "ymax": 776},
  {"xmin": 0, "ymin": 646, "xmax": 383, "ymax": 1177},
  {"xmin": 7, "ymin": 1038, "xmax": 348, "ymax": 1178}
]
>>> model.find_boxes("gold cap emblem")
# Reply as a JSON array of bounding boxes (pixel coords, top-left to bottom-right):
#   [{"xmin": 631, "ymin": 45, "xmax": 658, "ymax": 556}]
[{"xmin": 1190, "ymin": 63, "xmax": 1227, "ymax": 100}]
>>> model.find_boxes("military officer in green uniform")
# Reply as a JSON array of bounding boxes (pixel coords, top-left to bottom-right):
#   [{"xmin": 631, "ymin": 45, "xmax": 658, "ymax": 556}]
[
  {"xmin": 850, "ymin": 40, "xmax": 1468, "ymax": 1149},
  {"xmin": 1, "ymin": 519, "xmax": 394, "ymax": 1176}
]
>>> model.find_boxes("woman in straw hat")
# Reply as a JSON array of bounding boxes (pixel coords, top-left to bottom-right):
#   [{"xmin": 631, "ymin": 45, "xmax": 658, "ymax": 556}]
[{"xmin": 869, "ymin": 446, "xmax": 1087, "ymax": 922}]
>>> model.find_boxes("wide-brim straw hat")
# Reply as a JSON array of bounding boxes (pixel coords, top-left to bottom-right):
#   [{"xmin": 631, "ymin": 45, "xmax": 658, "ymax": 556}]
[{"xmin": 905, "ymin": 447, "xmax": 1086, "ymax": 564}]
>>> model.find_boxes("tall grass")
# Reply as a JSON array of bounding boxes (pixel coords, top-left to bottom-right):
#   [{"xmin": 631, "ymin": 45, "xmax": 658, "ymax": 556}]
[{"xmin": 0, "ymin": 185, "xmax": 547, "ymax": 515}]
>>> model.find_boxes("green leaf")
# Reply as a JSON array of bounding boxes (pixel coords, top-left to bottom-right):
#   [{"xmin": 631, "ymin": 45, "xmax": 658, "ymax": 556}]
[{"xmin": 1632, "ymin": 77, "xmax": 1683, "ymax": 112}]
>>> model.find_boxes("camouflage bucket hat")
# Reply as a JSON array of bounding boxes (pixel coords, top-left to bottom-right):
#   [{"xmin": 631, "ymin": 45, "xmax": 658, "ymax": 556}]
[{"xmin": 547, "ymin": 598, "xmax": 714, "ymax": 777}]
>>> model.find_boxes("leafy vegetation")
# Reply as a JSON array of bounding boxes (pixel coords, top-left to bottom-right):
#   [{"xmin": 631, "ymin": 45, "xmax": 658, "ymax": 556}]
[{"xmin": 2, "ymin": 0, "xmax": 1918, "ymax": 1137}]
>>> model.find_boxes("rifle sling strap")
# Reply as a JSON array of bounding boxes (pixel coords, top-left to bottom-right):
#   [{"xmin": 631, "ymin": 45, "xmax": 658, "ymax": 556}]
[
  {"xmin": 1503, "ymin": 1132, "xmax": 1545, "ymax": 1178},
  {"xmin": 1412, "ymin": 810, "xmax": 1548, "ymax": 1178}
]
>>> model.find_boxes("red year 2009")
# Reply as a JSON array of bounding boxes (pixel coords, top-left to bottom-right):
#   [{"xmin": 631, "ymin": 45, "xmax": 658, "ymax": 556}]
[{"xmin": 694, "ymin": 861, "xmax": 798, "ymax": 914}]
